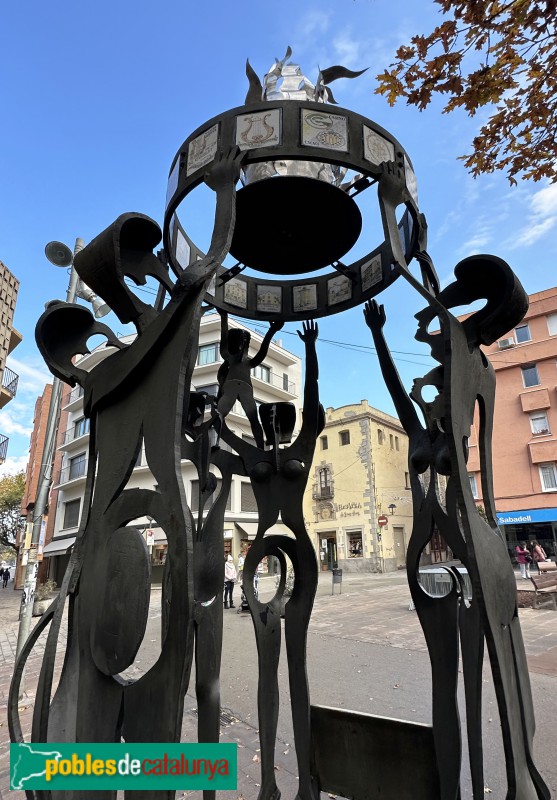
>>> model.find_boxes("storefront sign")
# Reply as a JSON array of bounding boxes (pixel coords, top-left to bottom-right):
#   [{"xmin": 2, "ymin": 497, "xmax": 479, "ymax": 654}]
[{"xmin": 497, "ymin": 508, "xmax": 557, "ymax": 525}]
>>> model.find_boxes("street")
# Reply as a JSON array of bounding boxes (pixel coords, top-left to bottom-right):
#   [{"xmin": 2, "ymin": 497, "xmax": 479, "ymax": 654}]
[{"xmin": 0, "ymin": 570, "xmax": 556, "ymax": 798}]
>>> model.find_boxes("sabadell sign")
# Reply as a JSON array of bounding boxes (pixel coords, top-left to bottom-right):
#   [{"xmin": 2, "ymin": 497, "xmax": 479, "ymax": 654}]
[{"xmin": 497, "ymin": 508, "xmax": 557, "ymax": 526}]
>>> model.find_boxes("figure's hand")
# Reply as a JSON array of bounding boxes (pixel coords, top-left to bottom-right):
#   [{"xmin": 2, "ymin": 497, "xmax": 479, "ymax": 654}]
[
  {"xmin": 269, "ymin": 320, "xmax": 284, "ymax": 333},
  {"xmin": 364, "ymin": 300, "xmax": 386, "ymax": 331},
  {"xmin": 297, "ymin": 319, "xmax": 318, "ymax": 343},
  {"xmin": 204, "ymin": 146, "xmax": 244, "ymax": 192},
  {"xmin": 378, "ymin": 160, "xmax": 407, "ymax": 204}
]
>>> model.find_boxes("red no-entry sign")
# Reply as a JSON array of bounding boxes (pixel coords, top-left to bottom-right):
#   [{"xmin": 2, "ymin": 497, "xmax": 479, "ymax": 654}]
[{"xmin": 378, "ymin": 515, "xmax": 388, "ymax": 527}]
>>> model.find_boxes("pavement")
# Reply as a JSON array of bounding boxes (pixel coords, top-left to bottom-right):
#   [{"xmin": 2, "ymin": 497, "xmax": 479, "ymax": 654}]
[{"xmin": 0, "ymin": 569, "xmax": 556, "ymax": 799}]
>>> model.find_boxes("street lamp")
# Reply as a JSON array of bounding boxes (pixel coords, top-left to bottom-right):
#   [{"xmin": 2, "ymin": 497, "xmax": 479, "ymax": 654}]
[{"xmin": 388, "ymin": 503, "xmax": 397, "ymax": 516}]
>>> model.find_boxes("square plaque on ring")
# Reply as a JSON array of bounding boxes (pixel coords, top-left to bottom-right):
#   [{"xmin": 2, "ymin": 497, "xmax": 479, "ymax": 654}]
[
  {"xmin": 327, "ymin": 275, "xmax": 352, "ymax": 306},
  {"xmin": 166, "ymin": 158, "xmax": 181, "ymax": 207},
  {"xmin": 361, "ymin": 255, "xmax": 383, "ymax": 292},
  {"xmin": 301, "ymin": 109, "xmax": 348, "ymax": 152},
  {"xmin": 186, "ymin": 124, "xmax": 219, "ymax": 176},
  {"xmin": 292, "ymin": 284, "xmax": 318, "ymax": 313},
  {"xmin": 236, "ymin": 108, "xmax": 281, "ymax": 151},
  {"xmin": 175, "ymin": 229, "xmax": 191, "ymax": 270},
  {"xmin": 257, "ymin": 285, "xmax": 282, "ymax": 314},
  {"xmin": 363, "ymin": 126, "xmax": 395, "ymax": 165},
  {"xmin": 404, "ymin": 155, "xmax": 419, "ymax": 206},
  {"xmin": 224, "ymin": 277, "xmax": 248, "ymax": 309}
]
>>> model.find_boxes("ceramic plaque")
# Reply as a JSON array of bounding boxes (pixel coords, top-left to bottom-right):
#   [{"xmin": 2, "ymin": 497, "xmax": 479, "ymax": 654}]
[
  {"xmin": 257, "ymin": 285, "xmax": 282, "ymax": 313},
  {"xmin": 224, "ymin": 277, "xmax": 248, "ymax": 309},
  {"xmin": 236, "ymin": 109, "xmax": 281, "ymax": 150},
  {"xmin": 327, "ymin": 275, "xmax": 352, "ymax": 306},
  {"xmin": 186, "ymin": 124, "xmax": 219, "ymax": 176},
  {"xmin": 361, "ymin": 255, "xmax": 382, "ymax": 292},
  {"xmin": 292, "ymin": 284, "xmax": 318, "ymax": 313},
  {"xmin": 301, "ymin": 109, "xmax": 348, "ymax": 151},
  {"xmin": 363, "ymin": 126, "xmax": 395, "ymax": 165}
]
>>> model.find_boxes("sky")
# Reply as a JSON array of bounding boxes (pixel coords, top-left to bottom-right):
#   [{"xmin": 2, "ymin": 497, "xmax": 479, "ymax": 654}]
[{"xmin": 1, "ymin": 0, "xmax": 556, "ymax": 476}]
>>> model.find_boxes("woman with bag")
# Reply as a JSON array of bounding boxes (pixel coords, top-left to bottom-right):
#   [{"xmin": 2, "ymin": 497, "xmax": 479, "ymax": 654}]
[
  {"xmin": 531, "ymin": 540, "xmax": 548, "ymax": 575},
  {"xmin": 515, "ymin": 541, "xmax": 532, "ymax": 580}
]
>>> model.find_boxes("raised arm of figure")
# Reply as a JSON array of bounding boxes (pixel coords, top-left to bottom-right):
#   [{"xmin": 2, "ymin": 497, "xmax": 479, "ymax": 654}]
[
  {"xmin": 364, "ymin": 300, "xmax": 422, "ymax": 438},
  {"xmin": 250, "ymin": 320, "xmax": 284, "ymax": 368}
]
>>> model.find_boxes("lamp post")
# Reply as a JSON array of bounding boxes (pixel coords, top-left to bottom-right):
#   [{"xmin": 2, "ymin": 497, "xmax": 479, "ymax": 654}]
[
  {"xmin": 15, "ymin": 238, "xmax": 108, "ymax": 664},
  {"xmin": 388, "ymin": 503, "xmax": 397, "ymax": 516}
]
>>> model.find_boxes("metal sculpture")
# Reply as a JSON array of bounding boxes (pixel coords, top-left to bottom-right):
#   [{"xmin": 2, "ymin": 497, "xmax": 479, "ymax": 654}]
[{"xmin": 10, "ymin": 48, "xmax": 550, "ymax": 800}]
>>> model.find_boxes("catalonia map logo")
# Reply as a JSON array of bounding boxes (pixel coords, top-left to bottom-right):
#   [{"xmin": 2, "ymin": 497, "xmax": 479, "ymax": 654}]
[{"xmin": 11, "ymin": 742, "xmax": 237, "ymax": 790}]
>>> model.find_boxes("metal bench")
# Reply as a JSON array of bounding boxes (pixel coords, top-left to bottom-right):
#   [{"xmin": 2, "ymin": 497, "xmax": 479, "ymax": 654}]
[{"xmin": 529, "ymin": 572, "xmax": 557, "ymax": 610}]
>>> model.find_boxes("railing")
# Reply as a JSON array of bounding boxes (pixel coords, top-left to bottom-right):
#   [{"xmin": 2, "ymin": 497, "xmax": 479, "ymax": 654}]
[
  {"xmin": 57, "ymin": 457, "xmax": 88, "ymax": 485},
  {"xmin": 61, "ymin": 423, "xmax": 90, "ymax": 445},
  {"xmin": 66, "ymin": 385, "xmax": 85, "ymax": 405},
  {"xmin": 2, "ymin": 367, "xmax": 19, "ymax": 398},
  {"xmin": 252, "ymin": 370, "xmax": 296, "ymax": 395},
  {"xmin": 312, "ymin": 485, "xmax": 333, "ymax": 500},
  {"xmin": 0, "ymin": 434, "xmax": 8, "ymax": 464}
]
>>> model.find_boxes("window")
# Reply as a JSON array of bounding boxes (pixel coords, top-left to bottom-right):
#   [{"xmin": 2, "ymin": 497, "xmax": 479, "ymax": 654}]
[
  {"xmin": 339, "ymin": 430, "xmax": 350, "ymax": 446},
  {"xmin": 521, "ymin": 364, "xmax": 540, "ymax": 388},
  {"xmin": 389, "ymin": 434, "xmax": 394, "ymax": 449},
  {"xmin": 347, "ymin": 531, "xmax": 363, "ymax": 557},
  {"xmin": 540, "ymin": 463, "xmax": 557, "ymax": 491},
  {"xmin": 395, "ymin": 436, "xmax": 400, "ymax": 451},
  {"xmin": 514, "ymin": 323, "xmax": 531, "ymax": 343},
  {"xmin": 378, "ymin": 429, "xmax": 384, "ymax": 445},
  {"xmin": 241, "ymin": 481, "xmax": 257, "ymax": 512},
  {"xmin": 405, "ymin": 472, "xmax": 411, "ymax": 489},
  {"xmin": 283, "ymin": 373, "xmax": 289, "ymax": 391},
  {"xmin": 468, "ymin": 473, "xmax": 478, "ymax": 499},
  {"xmin": 252, "ymin": 364, "xmax": 271, "ymax": 383},
  {"xmin": 320, "ymin": 436, "xmax": 328, "ymax": 450},
  {"xmin": 73, "ymin": 417, "xmax": 90, "ymax": 439},
  {"xmin": 530, "ymin": 412, "xmax": 550, "ymax": 435},
  {"xmin": 197, "ymin": 343, "xmax": 219, "ymax": 365},
  {"xmin": 69, "ymin": 453, "xmax": 87, "ymax": 480},
  {"xmin": 547, "ymin": 313, "xmax": 557, "ymax": 336},
  {"xmin": 63, "ymin": 499, "xmax": 81, "ymax": 529},
  {"xmin": 191, "ymin": 479, "xmax": 231, "ymax": 512},
  {"xmin": 318, "ymin": 467, "xmax": 332, "ymax": 498},
  {"xmin": 195, "ymin": 384, "xmax": 219, "ymax": 399}
]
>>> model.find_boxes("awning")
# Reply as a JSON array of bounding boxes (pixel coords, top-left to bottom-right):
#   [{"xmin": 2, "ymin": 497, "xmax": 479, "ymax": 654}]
[
  {"xmin": 235, "ymin": 522, "xmax": 294, "ymax": 540},
  {"xmin": 42, "ymin": 537, "xmax": 76, "ymax": 557}
]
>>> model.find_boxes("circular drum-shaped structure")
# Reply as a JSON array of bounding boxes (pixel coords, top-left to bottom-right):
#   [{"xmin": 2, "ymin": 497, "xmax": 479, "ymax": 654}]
[{"xmin": 164, "ymin": 100, "xmax": 422, "ymax": 321}]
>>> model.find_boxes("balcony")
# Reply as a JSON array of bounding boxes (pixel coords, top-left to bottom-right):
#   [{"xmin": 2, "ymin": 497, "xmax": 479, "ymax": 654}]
[
  {"xmin": 60, "ymin": 420, "xmax": 90, "ymax": 449},
  {"xmin": 0, "ymin": 367, "xmax": 19, "ymax": 409},
  {"xmin": 63, "ymin": 384, "xmax": 85, "ymax": 411},
  {"xmin": 0, "ymin": 434, "xmax": 8, "ymax": 465},
  {"xmin": 56, "ymin": 456, "xmax": 88, "ymax": 486},
  {"xmin": 313, "ymin": 484, "xmax": 334, "ymax": 500}
]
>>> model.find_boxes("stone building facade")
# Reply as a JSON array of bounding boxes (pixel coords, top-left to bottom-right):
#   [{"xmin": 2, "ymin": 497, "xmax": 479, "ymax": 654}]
[{"xmin": 304, "ymin": 400, "xmax": 413, "ymax": 573}]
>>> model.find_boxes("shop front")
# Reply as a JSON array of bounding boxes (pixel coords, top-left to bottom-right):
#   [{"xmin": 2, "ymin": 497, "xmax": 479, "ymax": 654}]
[{"xmin": 497, "ymin": 508, "xmax": 557, "ymax": 560}]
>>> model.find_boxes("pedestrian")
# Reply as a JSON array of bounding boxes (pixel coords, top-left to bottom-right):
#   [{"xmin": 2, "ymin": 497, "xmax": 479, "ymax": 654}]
[
  {"xmin": 515, "ymin": 541, "xmax": 532, "ymax": 580},
  {"xmin": 2, "ymin": 567, "xmax": 10, "ymax": 588},
  {"xmin": 530, "ymin": 540, "xmax": 548, "ymax": 575},
  {"xmin": 224, "ymin": 554, "xmax": 236, "ymax": 608},
  {"xmin": 237, "ymin": 550, "xmax": 245, "ymax": 586}
]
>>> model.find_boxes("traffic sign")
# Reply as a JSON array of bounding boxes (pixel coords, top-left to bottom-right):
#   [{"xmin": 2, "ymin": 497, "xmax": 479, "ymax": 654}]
[{"xmin": 378, "ymin": 515, "xmax": 388, "ymax": 527}]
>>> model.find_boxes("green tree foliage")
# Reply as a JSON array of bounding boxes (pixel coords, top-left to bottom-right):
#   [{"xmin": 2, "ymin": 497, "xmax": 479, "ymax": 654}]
[
  {"xmin": 0, "ymin": 471, "xmax": 26, "ymax": 551},
  {"xmin": 376, "ymin": 1, "xmax": 557, "ymax": 184}
]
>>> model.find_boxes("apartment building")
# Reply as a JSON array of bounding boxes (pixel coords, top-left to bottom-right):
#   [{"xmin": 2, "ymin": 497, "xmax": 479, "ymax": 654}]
[
  {"xmin": 304, "ymin": 400, "xmax": 414, "ymax": 573},
  {"xmin": 42, "ymin": 313, "xmax": 302, "ymax": 583},
  {"xmin": 0, "ymin": 259, "xmax": 22, "ymax": 462},
  {"xmin": 467, "ymin": 286, "xmax": 557, "ymax": 556}
]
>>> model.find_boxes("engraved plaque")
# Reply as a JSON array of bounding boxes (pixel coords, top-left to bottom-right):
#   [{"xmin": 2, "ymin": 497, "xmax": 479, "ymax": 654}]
[{"xmin": 302, "ymin": 109, "xmax": 348, "ymax": 151}]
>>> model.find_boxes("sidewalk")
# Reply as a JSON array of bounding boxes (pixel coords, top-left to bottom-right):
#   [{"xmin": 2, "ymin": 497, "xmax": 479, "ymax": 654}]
[{"xmin": 1, "ymin": 569, "xmax": 556, "ymax": 798}]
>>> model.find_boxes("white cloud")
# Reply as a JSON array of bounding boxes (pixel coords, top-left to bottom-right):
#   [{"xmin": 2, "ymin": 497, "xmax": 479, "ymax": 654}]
[
  {"xmin": 6, "ymin": 357, "xmax": 51, "ymax": 395},
  {"xmin": 0, "ymin": 455, "xmax": 28, "ymax": 478},
  {"xmin": 0, "ymin": 409, "xmax": 32, "ymax": 437},
  {"xmin": 508, "ymin": 182, "xmax": 557, "ymax": 249}
]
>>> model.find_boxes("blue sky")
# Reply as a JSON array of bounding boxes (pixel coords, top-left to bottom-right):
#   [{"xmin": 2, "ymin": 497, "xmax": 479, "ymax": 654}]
[{"xmin": 1, "ymin": 0, "xmax": 556, "ymax": 475}]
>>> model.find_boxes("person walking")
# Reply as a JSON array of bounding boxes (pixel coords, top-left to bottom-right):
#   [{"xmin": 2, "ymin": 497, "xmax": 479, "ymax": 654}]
[
  {"xmin": 531, "ymin": 540, "xmax": 548, "ymax": 575},
  {"xmin": 2, "ymin": 567, "xmax": 10, "ymax": 588},
  {"xmin": 224, "ymin": 554, "xmax": 237, "ymax": 608},
  {"xmin": 515, "ymin": 542, "xmax": 532, "ymax": 580}
]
